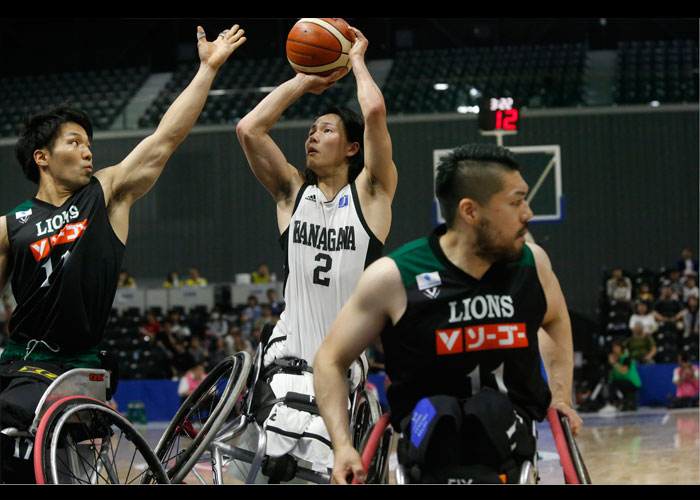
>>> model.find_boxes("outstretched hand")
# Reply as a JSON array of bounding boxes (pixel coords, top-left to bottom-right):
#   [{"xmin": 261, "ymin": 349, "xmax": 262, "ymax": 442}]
[{"xmin": 197, "ymin": 24, "xmax": 246, "ymax": 71}]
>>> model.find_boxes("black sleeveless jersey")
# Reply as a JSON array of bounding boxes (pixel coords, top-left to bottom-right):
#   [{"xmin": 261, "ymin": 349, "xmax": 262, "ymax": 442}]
[
  {"xmin": 4, "ymin": 177, "xmax": 125, "ymax": 353},
  {"xmin": 380, "ymin": 225, "xmax": 552, "ymax": 427}
]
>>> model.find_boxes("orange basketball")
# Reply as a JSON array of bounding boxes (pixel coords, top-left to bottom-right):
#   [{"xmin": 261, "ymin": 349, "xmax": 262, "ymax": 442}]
[{"xmin": 286, "ymin": 18, "xmax": 356, "ymax": 76}]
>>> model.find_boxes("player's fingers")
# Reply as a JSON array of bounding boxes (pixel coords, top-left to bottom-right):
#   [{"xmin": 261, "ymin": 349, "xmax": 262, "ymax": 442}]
[
  {"xmin": 196, "ymin": 26, "xmax": 206, "ymax": 43},
  {"xmin": 352, "ymin": 464, "xmax": 367, "ymax": 484}
]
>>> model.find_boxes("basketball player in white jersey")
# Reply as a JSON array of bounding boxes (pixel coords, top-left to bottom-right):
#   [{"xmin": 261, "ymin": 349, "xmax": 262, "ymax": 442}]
[{"xmin": 234, "ymin": 25, "xmax": 397, "ymax": 478}]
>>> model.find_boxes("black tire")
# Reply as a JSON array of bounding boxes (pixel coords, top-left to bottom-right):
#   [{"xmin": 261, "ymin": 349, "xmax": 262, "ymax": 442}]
[
  {"xmin": 351, "ymin": 389, "xmax": 390, "ymax": 483},
  {"xmin": 151, "ymin": 352, "xmax": 251, "ymax": 484},
  {"xmin": 34, "ymin": 395, "xmax": 169, "ymax": 484}
]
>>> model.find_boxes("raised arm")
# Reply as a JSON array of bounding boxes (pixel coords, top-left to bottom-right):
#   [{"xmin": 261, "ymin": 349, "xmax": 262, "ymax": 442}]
[
  {"xmin": 96, "ymin": 25, "xmax": 246, "ymax": 241},
  {"xmin": 235, "ymin": 70, "xmax": 346, "ymax": 213},
  {"xmin": 349, "ymin": 27, "xmax": 397, "ymax": 198},
  {"xmin": 313, "ymin": 257, "xmax": 405, "ymax": 484},
  {"xmin": 530, "ymin": 243, "xmax": 583, "ymax": 436}
]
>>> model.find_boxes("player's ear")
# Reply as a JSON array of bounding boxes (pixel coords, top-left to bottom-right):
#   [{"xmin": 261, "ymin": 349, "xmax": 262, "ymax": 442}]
[
  {"xmin": 346, "ymin": 141, "xmax": 360, "ymax": 157},
  {"xmin": 33, "ymin": 148, "xmax": 49, "ymax": 167},
  {"xmin": 457, "ymin": 198, "xmax": 479, "ymax": 225}
]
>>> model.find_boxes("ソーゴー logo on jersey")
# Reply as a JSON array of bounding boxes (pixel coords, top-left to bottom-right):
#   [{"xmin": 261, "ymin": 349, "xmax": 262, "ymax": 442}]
[
  {"xmin": 29, "ymin": 219, "xmax": 88, "ymax": 262},
  {"xmin": 435, "ymin": 323, "xmax": 528, "ymax": 355}
]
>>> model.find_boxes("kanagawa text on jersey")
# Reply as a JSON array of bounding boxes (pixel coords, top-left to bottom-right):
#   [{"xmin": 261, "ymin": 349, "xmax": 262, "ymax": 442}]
[{"xmin": 292, "ymin": 220, "xmax": 357, "ymax": 252}]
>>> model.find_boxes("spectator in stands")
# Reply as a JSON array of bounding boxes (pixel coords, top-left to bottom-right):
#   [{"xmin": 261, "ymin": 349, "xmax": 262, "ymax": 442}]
[
  {"xmin": 228, "ymin": 325, "xmax": 254, "ymax": 356},
  {"xmin": 206, "ymin": 306, "xmax": 229, "ymax": 339},
  {"xmin": 599, "ymin": 339, "xmax": 642, "ymax": 413},
  {"xmin": 681, "ymin": 276, "xmax": 699, "ymax": 304},
  {"xmin": 177, "ymin": 363, "xmax": 207, "ymax": 403},
  {"xmin": 609, "ymin": 276, "xmax": 633, "ymax": 304},
  {"xmin": 635, "ymin": 282, "xmax": 655, "ymax": 304},
  {"xmin": 266, "ymin": 287, "xmax": 284, "ymax": 316},
  {"xmin": 168, "ymin": 311, "xmax": 192, "ymax": 340},
  {"xmin": 253, "ymin": 303, "xmax": 277, "ymax": 332},
  {"xmin": 681, "ymin": 296, "xmax": 699, "ymax": 338},
  {"xmin": 186, "ymin": 267, "xmax": 208, "ymax": 286},
  {"xmin": 251, "ymin": 263, "xmax": 271, "ymax": 283},
  {"xmin": 223, "ymin": 325, "xmax": 241, "ymax": 354},
  {"xmin": 187, "ymin": 335, "xmax": 207, "ymax": 366},
  {"xmin": 242, "ymin": 295, "xmax": 262, "ymax": 322},
  {"xmin": 208, "ymin": 337, "xmax": 229, "ymax": 369},
  {"xmin": 118, "ymin": 269, "xmax": 137, "ymax": 288},
  {"xmin": 163, "ymin": 270, "xmax": 182, "ymax": 288},
  {"xmin": 668, "ymin": 352, "xmax": 699, "ymax": 408},
  {"xmin": 628, "ymin": 301, "xmax": 658, "ymax": 336},
  {"xmin": 676, "ymin": 247, "xmax": 699, "ymax": 278},
  {"xmin": 666, "ymin": 269, "xmax": 684, "ymax": 301},
  {"xmin": 157, "ymin": 319, "xmax": 178, "ymax": 351},
  {"xmin": 138, "ymin": 311, "xmax": 162, "ymax": 341},
  {"xmin": 606, "ymin": 267, "xmax": 632, "ymax": 300},
  {"xmin": 653, "ymin": 284, "xmax": 684, "ymax": 328},
  {"xmin": 623, "ymin": 322, "xmax": 657, "ymax": 364},
  {"xmin": 171, "ymin": 340, "xmax": 196, "ymax": 377}
]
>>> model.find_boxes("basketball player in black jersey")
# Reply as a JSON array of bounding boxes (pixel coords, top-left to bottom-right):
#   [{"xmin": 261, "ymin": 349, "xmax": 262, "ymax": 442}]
[
  {"xmin": 314, "ymin": 144, "xmax": 583, "ymax": 484},
  {"xmin": 0, "ymin": 24, "xmax": 246, "ymax": 366},
  {"xmin": 0, "ymin": 24, "xmax": 246, "ymax": 482}
]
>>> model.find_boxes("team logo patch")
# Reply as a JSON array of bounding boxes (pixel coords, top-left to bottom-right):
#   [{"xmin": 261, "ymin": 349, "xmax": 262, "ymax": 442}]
[
  {"xmin": 338, "ymin": 194, "xmax": 349, "ymax": 208},
  {"xmin": 15, "ymin": 209, "xmax": 32, "ymax": 224},
  {"xmin": 435, "ymin": 323, "xmax": 528, "ymax": 355},
  {"xmin": 18, "ymin": 365, "xmax": 59, "ymax": 380},
  {"xmin": 416, "ymin": 271, "xmax": 441, "ymax": 299}
]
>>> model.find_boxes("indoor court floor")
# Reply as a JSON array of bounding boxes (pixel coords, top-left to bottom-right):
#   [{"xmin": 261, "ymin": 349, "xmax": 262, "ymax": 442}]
[{"xmin": 132, "ymin": 406, "xmax": 699, "ymax": 485}]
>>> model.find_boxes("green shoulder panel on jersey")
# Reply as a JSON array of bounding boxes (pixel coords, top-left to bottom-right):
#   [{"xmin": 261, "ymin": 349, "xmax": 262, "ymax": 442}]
[
  {"xmin": 6, "ymin": 199, "xmax": 34, "ymax": 217},
  {"xmin": 511, "ymin": 242, "xmax": 536, "ymax": 268},
  {"xmin": 387, "ymin": 236, "xmax": 445, "ymax": 288}
]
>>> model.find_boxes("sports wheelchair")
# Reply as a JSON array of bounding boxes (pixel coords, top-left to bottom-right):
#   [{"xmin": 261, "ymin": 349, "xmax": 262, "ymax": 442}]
[
  {"xmin": 357, "ymin": 406, "xmax": 591, "ymax": 485},
  {"xmin": 149, "ymin": 336, "xmax": 392, "ymax": 484},
  {"xmin": 0, "ymin": 365, "xmax": 169, "ymax": 484}
]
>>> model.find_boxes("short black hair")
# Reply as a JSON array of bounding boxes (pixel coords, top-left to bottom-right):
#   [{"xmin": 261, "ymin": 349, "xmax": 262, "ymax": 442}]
[
  {"xmin": 435, "ymin": 143, "xmax": 520, "ymax": 227},
  {"xmin": 15, "ymin": 103, "xmax": 93, "ymax": 184},
  {"xmin": 304, "ymin": 106, "xmax": 365, "ymax": 185}
]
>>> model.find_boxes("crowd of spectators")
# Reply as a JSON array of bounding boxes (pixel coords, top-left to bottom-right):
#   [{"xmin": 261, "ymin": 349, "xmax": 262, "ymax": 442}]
[{"xmin": 589, "ymin": 248, "xmax": 699, "ymax": 413}]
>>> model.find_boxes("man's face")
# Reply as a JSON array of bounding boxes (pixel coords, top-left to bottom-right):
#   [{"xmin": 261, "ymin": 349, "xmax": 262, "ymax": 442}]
[
  {"xmin": 40, "ymin": 122, "xmax": 93, "ymax": 189},
  {"xmin": 473, "ymin": 170, "xmax": 533, "ymax": 263},
  {"xmin": 305, "ymin": 114, "xmax": 355, "ymax": 173}
]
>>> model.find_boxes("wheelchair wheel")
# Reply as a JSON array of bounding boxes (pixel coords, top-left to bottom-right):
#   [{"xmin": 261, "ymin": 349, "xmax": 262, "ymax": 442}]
[
  {"xmin": 355, "ymin": 413, "xmax": 393, "ymax": 484},
  {"xmin": 350, "ymin": 389, "xmax": 390, "ymax": 483},
  {"xmin": 350, "ymin": 388, "xmax": 382, "ymax": 448},
  {"xmin": 151, "ymin": 352, "xmax": 251, "ymax": 484},
  {"xmin": 33, "ymin": 396, "xmax": 169, "ymax": 484}
]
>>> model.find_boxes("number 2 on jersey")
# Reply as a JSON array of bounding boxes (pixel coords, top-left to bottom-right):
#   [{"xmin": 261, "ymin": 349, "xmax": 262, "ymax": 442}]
[{"xmin": 313, "ymin": 253, "xmax": 332, "ymax": 287}]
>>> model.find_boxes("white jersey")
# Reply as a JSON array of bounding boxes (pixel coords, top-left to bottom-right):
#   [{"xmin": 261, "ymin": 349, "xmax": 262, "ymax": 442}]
[{"xmin": 266, "ymin": 182, "xmax": 383, "ymax": 365}]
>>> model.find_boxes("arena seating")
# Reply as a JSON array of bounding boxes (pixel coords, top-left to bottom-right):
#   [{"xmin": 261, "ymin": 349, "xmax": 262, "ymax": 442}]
[
  {"xmin": 383, "ymin": 42, "xmax": 588, "ymax": 114},
  {"xmin": 612, "ymin": 40, "xmax": 699, "ymax": 105},
  {"xmin": 0, "ymin": 66, "xmax": 150, "ymax": 137},
  {"xmin": 1, "ymin": 40, "xmax": 697, "ymax": 138}
]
